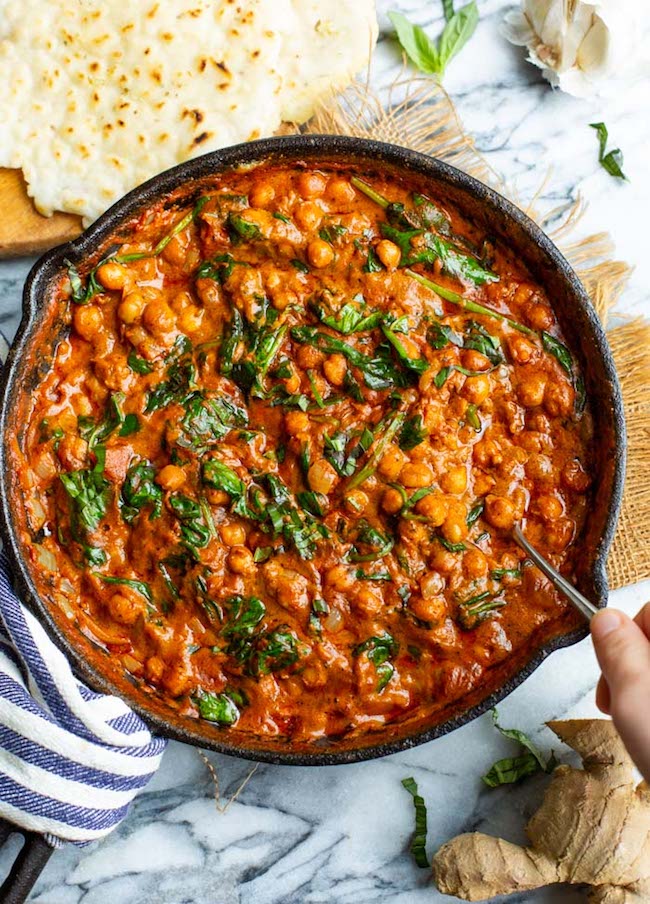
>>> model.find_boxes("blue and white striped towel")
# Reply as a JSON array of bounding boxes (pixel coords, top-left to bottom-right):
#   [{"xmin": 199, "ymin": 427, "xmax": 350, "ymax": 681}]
[{"xmin": 0, "ymin": 549, "xmax": 166, "ymax": 844}]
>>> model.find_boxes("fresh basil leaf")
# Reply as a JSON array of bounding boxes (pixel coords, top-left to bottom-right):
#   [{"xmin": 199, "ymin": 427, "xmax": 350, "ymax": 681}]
[
  {"xmin": 348, "ymin": 521, "xmax": 394, "ymax": 562},
  {"xmin": 590, "ymin": 122, "xmax": 628, "ymax": 181},
  {"xmin": 414, "ymin": 233, "xmax": 497, "ymax": 285},
  {"xmin": 389, "ymin": 10, "xmax": 441, "ymax": 75},
  {"xmin": 457, "ymin": 591, "xmax": 505, "ymax": 630},
  {"xmin": 542, "ymin": 331, "xmax": 573, "ymax": 375},
  {"xmin": 252, "ymin": 628, "xmax": 302, "ymax": 675},
  {"xmin": 401, "ymin": 777, "xmax": 429, "ymax": 868},
  {"xmin": 483, "ymin": 709, "xmax": 557, "ymax": 787},
  {"xmin": 353, "ymin": 632, "xmax": 398, "ymax": 691},
  {"xmin": 427, "ymin": 322, "xmax": 463, "ymax": 350},
  {"xmin": 437, "ymin": 1, "xmax": 479, "ymax": 73},
  {"xmin": 442, "ymin": 0, "xmax": 454, "ymax": 21}
]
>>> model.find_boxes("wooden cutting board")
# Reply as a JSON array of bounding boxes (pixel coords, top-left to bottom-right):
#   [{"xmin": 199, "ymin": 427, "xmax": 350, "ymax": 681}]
[{"xmin": 0, "ymin": 168, "xmax": 82, "ymax": 258}]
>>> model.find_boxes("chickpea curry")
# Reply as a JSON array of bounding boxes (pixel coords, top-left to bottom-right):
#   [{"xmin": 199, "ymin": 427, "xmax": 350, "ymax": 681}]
[{"xmin": 18, "ymin": 163, "xmax": 593, "ymax": 743}]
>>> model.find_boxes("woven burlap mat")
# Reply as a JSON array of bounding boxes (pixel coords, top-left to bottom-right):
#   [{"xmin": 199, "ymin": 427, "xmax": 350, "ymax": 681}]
[{"xmin": 295, "ymin": 78, "xmax": 650, "ymax": 591}]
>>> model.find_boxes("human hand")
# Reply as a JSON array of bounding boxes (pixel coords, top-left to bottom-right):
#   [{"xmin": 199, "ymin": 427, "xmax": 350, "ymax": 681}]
[{"xmin": 591, "ymin": 604, "xmax": 650, "ymax": 782}]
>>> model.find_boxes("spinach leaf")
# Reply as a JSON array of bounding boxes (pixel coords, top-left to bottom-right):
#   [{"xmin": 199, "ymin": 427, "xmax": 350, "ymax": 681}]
[
  {"xmin": 64, "ymin": 258, "xmax": 103, "ymax": 306},
  {"xmin": 363, "ymin": 247, "xmax": 384, "ymax": 273},
  {"xmin": 311, "ymin": 298, "xmax": 383, "ymax": 335},
  {"xmin": 411, "ymin": 233, "xmax": 497, "ymax": 285},
  {"xmin": 466, "ymin": 500, "xmax": 484, "ymax": 526},
  {"xmin": 121, "ymin": 461, "xmax": 163, "ymax": 523},
  {"xmin": 252, "ymin": 628, "xmax": 302, "ymax": 675},
  {"xmin": 222, "ymin": 594, "xmax": 266, "ymax": 642},
  {"xmin": 202, "ymin": 459, "xmax": 246, "ymax": 498},
  {"xmin": 347, "ymin": 410, "xmax": 407, "ymax": 489},
  {"xmin": 60, "ymin": 458, "xmax": 110, "ymax": 538},
  {"xmin": 291, "ymin": 258, "xmax": 310, "ymax": 273},
  {"xmin": 464, "ymin": 322, "xmax": 502, "ymax": 364},
  {"xmin": 402, "ymin": 777, "xmax": 429, "ymax": 868},
  {"xmin": 79, "ymin": 392, "xmax": 126, "ymax": 448},
  {"xmin": 178, "ymin": 394, "xmax": 248, "ymax": 452},
  {"xmin": 227, "ymin": 212, "xmax": 262, "ymax": 242},
  {"xmin": 590, "ymin": 122, "xmax": 628, "ymax": 181},
  {"xmin": 219, "ymin": 308, "xmax": 244, "ymax": 377},
  {"xmin": 324, "ymin": 428, "xmax": 374, "ymax": 478},
  {"xmin": 119, "ymin": 414, "xmax": 140, "ymax": 437},
  {"xmin": 319, "ymin": 224, "xmax": 347, "ymax": 244},
  {"xmin": 98, "ymin": 575, "xmax": 153, "ymax": 603},
  {"xmin": 347, "ymin": 522, "xmax": 394, "ymax": 562},
  {"xmin": 541, "ymin": 331, "xmax": 573, "ymax": 375},
  {"xmin": 399, "ymin": 414, "xmax": 428, "ymax": 451},
  {"xmin": 154, "ymin": 196, "xmax": 210, "ymax": 255},
  {"xmin": 196, "ymin": 691, "xmax": 240, "ymax": 726},
  {"xmin": 146, "ymin": 357, "xmax": 197, "ymax": 413},
  {"xmin": 127, "ymin": 351, "xmax": 154, "ymax": 375},
  {"xmin": 427, "ymin": 322, "xmax": 463, "ymax": 350},
  {"xmin": 353, "ymin": 632, "xmax": 398, "ymax": 691},
  {"xmin": 381, "ymin": 322, "xmax": 428, "ymax": 374},
  {"xmin": 413, "ymin": 192, "xmax": 451, "ymax": 233},
  {"xmin": 491, "ymin": 566, "xmax": 522, "ymax": 580},
  {"xmin": 290, "ymin": 326, "xmax": 406, "ymax": 390},
  {"xmin": 197, "ymin": 252, "xmax": 249, "ymax": 283},
  {"xmin": 169, "ymin": 494, "xmax": 214, "ymax": 557}
]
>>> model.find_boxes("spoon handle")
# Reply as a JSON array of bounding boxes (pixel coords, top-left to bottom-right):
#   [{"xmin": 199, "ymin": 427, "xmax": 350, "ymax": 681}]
[{"xmin": 512, "ymin": 524, "xmax": 600, "ymax": 622}]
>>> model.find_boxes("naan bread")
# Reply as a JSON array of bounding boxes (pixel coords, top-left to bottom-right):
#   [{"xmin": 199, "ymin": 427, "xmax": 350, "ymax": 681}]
[{"xmin": 0, "ymin": 0, "xmax": 377, "ymax": 223}]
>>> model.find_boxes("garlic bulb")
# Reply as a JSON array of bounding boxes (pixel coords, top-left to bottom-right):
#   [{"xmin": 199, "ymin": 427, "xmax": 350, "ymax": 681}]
[{"xmin": 502, "ymin": 0, "xmax": 650, "ymax": 97}]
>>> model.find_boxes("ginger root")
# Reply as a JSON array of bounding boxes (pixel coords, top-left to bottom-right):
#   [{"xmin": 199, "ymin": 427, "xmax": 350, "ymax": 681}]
[{"xmin": 432, "ymin": 719, "xmax": 650, "ymax": 902}]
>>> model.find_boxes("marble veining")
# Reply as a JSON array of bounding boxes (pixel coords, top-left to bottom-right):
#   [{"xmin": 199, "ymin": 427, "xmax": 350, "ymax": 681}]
[{"xmin": 0, "ymin": 1, "xmax": 648, "ymax": 900}]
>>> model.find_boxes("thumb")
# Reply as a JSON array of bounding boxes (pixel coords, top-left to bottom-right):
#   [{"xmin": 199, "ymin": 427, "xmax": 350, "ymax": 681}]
[
  {"xmin": 591, "ymin": 608, "xmax": 650, "ymax": 780},
  {"xmin": 591, "ymin": 609, "xmax": 650, "ymax": 698}
]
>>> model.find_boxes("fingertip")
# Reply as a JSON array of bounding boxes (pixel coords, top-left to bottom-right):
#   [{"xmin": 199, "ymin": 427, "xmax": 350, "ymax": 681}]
[
  {"xmin": 591, "ymin": 608, "xmax": 625, "ymax": 641},
  {"xmin": 595, "ymin": 675, "xmax": 611, "ymax": 714}
]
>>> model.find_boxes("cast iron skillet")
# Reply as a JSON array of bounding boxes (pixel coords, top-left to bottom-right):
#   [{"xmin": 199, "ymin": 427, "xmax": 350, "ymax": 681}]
[{"xmin": 0, "ymin": 135, "xmax": 626, "ymax": 768}]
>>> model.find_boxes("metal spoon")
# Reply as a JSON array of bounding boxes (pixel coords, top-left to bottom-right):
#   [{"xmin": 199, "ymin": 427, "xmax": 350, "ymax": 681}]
[{"xmin": 512, "ymin": 523, "xmax": 599, "ymax": 622}]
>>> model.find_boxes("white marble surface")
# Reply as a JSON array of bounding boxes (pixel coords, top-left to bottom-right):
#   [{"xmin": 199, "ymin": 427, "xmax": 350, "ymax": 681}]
[{"xmin": 1, "ymin": 2, "xmax": 649, "ymax": 901}]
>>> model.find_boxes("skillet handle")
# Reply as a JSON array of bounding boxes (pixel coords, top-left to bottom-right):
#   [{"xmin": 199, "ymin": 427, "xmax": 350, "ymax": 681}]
[{"xmin": 0, "ymin": 818, "xmax": 54, "ymax": 904}]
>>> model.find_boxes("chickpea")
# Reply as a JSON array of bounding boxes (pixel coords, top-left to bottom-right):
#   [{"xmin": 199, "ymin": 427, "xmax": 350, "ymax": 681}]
[
  {"xmin": 298, "ymin": 171, "xmax": 327, "ymax": 198},
  {"xmin": 484, "ymin": 494, "xmax": 516, "ymax": 530},
  {"xmin": 400, "ymin": 461, "xmax": 434, "ymax": 489},
  {"xmin": 440, "ymin": 465, "xmax": 468, "ymax": 495},
  {"xmin": 107, "ymin": 592, "xmax": 143, "ymax": 626},
  {"xmin": 285, "ymin": 410, "xmax": 310, "ymax": 436},
  {"xmin": 323, "ymin": 353, "xmax": 347, "ymax": 386},
  {"xmin": 429, "ymin": 545, "xmax": 458, "ymax": 574},
  {"xmin": 73, "ymin": 305, "xmax": 103, "ymax": 341},
  {"xmin": 206, "ymin": 488, "xmax": 230, "ymax": 506},
  {"xmin": 463, "ymin": 548, "xmax": 488, "ymax": 578},
  {"xmin": 96, "ymin": 261, "xmax": 127, "ymax": 291},
  {"xmin": 544, "ymin": 380, "xmax": 574, "ymax": 417},
  {"xmin": 536, "ymin": 493, "xmax": 564, "ymax": 522},
  {"xmin": 220, "ymin": 523, "xmax": 246, "ymax": 547},
  {"xmin": 562, "ymin": 458, "xmax": 590, "ymax": 493},
  {"xmin": 415, "ymin": 493, "xmax": 447, "ymax": 526},
  {"xmin": 145, "ymin": 656, "xmax": 165, "ymax": 684},
  {"xmin": 228, "ymin": 546, "xmax": 255, "ymax": 575},
  {"xmin": 308, "ymin": 458, "xmax": 338, "ymax": 495},
  {"xmin": 508, "ymin": 335, "xmax": 537, "ymax": 365},
  {"xmin": 461, "ymin": 349, "xmax": 491, "ymax": 372},
  {"xmin": 57, "ymin": 434, "xmax": 89, "ymax": 471},
  {"xmin": 517, "ymin": 372, "xmax": 547, "ymax": 408},
  {"xmin": 355, "ymin": 587, "xmax": 383, "ymax": 616},
  {"xmin": 473, "ymin": 473, "xmax": 494, "ymax": 497},
  {"xmin": 441, "ymin": 512, "xmax": 468, "ymax": 544},
  {"xmin": 249, "ymin": 183, "xmax": 275, "ymax": 208},
  {"xmin": 143, "ymin": 298, "xmax": 176, "ymax": 336},
  {"xmin": 345, "ymin": 490, "xmax": 369, "ymax": 514},
  {"xmin": 178, "ymin": 305, "xmax": 204, "ymax": 333},
  {"xmin": 382, "ymin": 487, "xmax": 404, "ymax": 515},
  {"xmin": 525, "ymin": 453, "xmax": 555, "ymax": 483},
  {"xmin": 294, "ymin": 201, "xmax": 322, "ymax": 231},
  {"xmin": 161, "ymin": 233, "xmax": 188, "ymax": 267},
  {"xmin": 525, "ymin": 301, "xmax": 554, "ymax": 331},
  {"xmin": 325, "ymin": 564, "xmax": 355, "ymax": 592},
  {"xmin": 296, "ymin": 345, "xmax": 324, "ymax": 369},
  {"xmin": 462, "ymin": 374, "xmax": 490, "ymax": 405},
  {"xmin": 419, "ymin": 570, "xmax": 444, "ymax": 598},
  {"xmin": 283, "ymin": 369, "xmax": 301, "ymax": 394},
  {"xmin": 546, "ymin": 518, "xmax": 575, "ymax": 552},
  {"xmin": 411, "ymin": 593, "xmax": 446, "ymax": 623},
  {"xmin": 325, "ymin": 178, "xmax": 356, "ymax": 204},
  {"xmin": 117, "ymin": 291, "xmax": 147, "ymax": 325},
  {"xmin": 375, "ymin": 240, "xmax": 401, "ymax": 270},
  {"xmin": 378, "ymin": 444, "xmax": 408, "ymax": 481},
  {"xmin": 272, "ymin": 289, "xmax": 298, "ymax": 311},
  {"xmin": 307, "ymin": 238, "xmax": 335, "ymax": 269},
  {"xmin": 155, "ymin": 464, "xmax": 186, "ymax": 491}
]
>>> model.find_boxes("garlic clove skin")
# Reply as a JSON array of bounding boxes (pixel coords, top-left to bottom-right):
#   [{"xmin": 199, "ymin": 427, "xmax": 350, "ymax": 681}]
[{"xmin": 502, "ymin": 0, "xmax": 650, "ymax": 98}]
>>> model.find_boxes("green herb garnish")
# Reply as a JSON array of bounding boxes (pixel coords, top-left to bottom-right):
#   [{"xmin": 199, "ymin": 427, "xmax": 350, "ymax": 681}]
[
  {"xmin": 590, "ymin": 122, "xmax": 627, "ymax": 181},
  {"xmin": 389, "ymin": 3, "xmax": 478, "ymax": 79},
  {"xmin": 483, "ymin": 708, "xmax": 557, "ymax": 788},
  {"xmin": 401, "ymin": 776, "xmax": 429, "ymax": 868}
]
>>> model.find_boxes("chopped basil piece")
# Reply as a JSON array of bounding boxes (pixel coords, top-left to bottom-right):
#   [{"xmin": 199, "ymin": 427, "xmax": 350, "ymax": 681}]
[
  {"xmin": 590, "ymin": 122, "xmax": 628, "ymax": 181},
  {"xmin": 353, "ymin": 632, "xmax": 398, "ymax": 691},
  {"xmin": 227, "ymin": 212, "xmax": 262, "ymax": 242},
  {"xmin": 127, "ymin": 351, "xmax": 154, "ymax": 375},
  {"xmin": 483, "ymin": 709, "xmax": 557, "ymax": 788},
  {"xmin": 196, "ymin": 691, "xmax": 240, "ymax": 726},
  {"xmin": 541, "ymin": 331, "xmax": 573, "ymax": 375},
  {"xmin": 399, "ymin": 414, "xmax": 428, "ymax": 451},
  {"xmin": 201, "ymin": 460, "xmax": 245, "ymax": 498},
  {"xmin": 466, "ymin": 501, "xmax": 484, "ymax": 526},
  {"xmin": 98, "ymin": 574, "xmax": 153, "ymax": 602},
  {"xmin": 457, "ymin": 591, "xmax": 505, "ymax": 630},
  {"xmin": 401, "ymin": 777, "xmax": 429, "ymax": 868},
  {"xmin": 121, "ymin": 461, "xmax": 163, "ymax": 524},
  {"xmin": 291, "ymin": 259, "xmax": 310, "ymax": 273}
]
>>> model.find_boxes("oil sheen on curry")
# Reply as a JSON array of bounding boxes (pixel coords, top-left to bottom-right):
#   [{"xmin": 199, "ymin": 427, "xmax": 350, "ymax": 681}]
[{"xmin": 20, "ymin": 164, "xmax": 592, "ymax": 742}]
